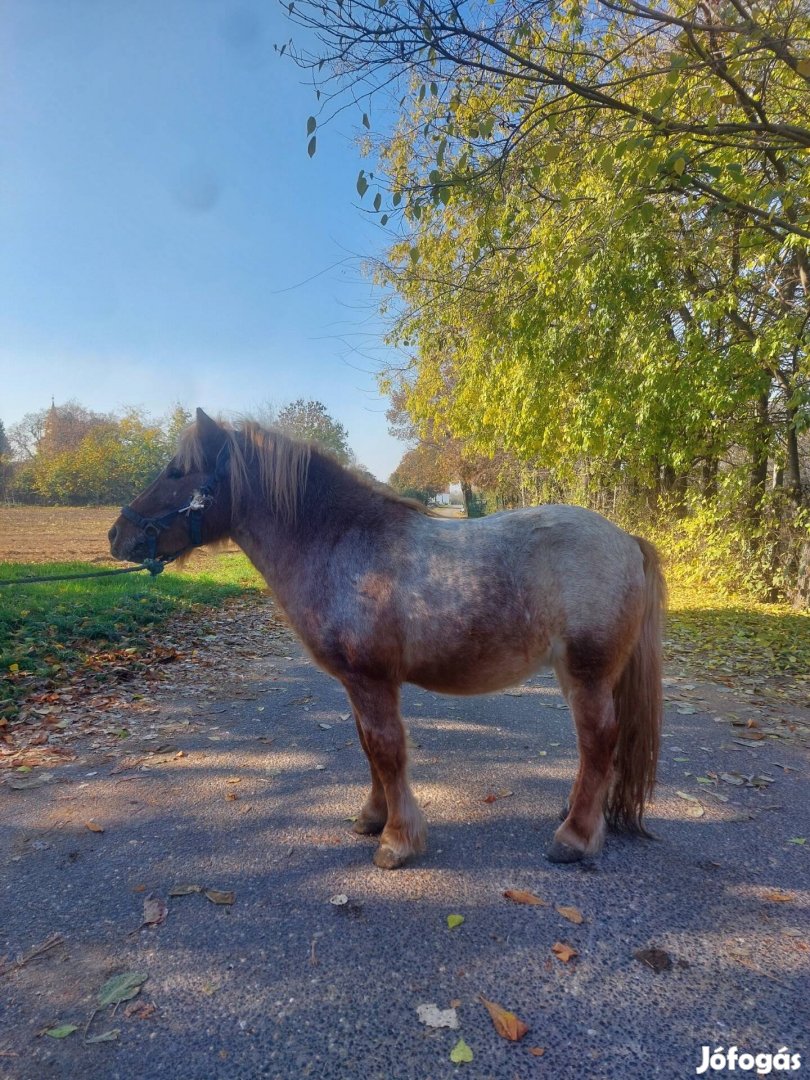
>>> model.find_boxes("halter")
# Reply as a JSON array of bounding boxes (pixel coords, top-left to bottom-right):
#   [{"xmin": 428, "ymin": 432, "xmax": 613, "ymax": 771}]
[{"xmin": 120, "ymin": 480, "xmax": 215, "ymax": 563}]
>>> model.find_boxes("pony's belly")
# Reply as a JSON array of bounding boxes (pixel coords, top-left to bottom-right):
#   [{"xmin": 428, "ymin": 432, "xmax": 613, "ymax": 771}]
[{"xmin": 407, "ymin": 650, "xmax": 552, "ymax": 696}]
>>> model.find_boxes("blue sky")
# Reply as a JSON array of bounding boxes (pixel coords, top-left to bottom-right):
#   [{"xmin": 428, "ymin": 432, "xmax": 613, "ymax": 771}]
[{"xmin": 0, "ymin": 1, "xmax": 406, "ymax": 478}]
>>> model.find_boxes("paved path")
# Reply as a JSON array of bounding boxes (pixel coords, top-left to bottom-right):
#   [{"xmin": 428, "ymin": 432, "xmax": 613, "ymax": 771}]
[{"xmin": 2, "ymin": 606, "xmax": 808, "ymax": 1079}]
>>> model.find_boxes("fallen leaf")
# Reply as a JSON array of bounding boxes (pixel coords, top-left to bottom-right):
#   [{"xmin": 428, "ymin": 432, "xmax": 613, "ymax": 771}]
[
  {"xmin": 124, "ymin": 1001, "xmax": 155, "ymax": 1020},
  {"xmin": 44, "ymin": 1025, "xmax": 77, "ymax": 1039},
  {"xmin": 763, "ymin": 890, "xmax": 795, "ymax": 902},
  {"xmin": 555, "ymin": 905, "xmax": 584, "ymax": 925},
  {"xmin": 141, "ymin": 895, "xmax": 167, "ymax": 928},
  {"xmin": 634, "ymin": 947, "xmax": 672, "ymax": 973},
  {"xmin": 529, "ymin": 1047, "xmax": 546, "ymax": 1057},
  {"xmin": 169, "ymin": 884, "xmax": 202, "ymax": 897},
  {"xmin": 447, "ymin": 914, "xmax": 465, "ymax": 929},
  {"xmin": 449, "ymin": 1037, "xmax": 474, "ymax": 1063},
  {"xmin": 416, "ymin": 1003, "xmax": 459, "ymax": 1029},
  {"xmin": 788, "ymin": 837, "xmax": 806, "ymax": 845},
  {"xmin": 85, "ymin": 1029, "xmax": 120, "ymax": 1044},
  {"xmin": 503, "ymin": 889, "xmax": 546, "ymax": 906},
  {"xmin": 204, "ymin": 889, "xmax": 235, "ymax": 905},
  {"xmin": 675, "ymin": 791, "xmax": 705, "ymax": 816},
  {"xmin": 329, "ymin": 894, "xmax": 348, "ymax": 906},
  {"xmin": 9, "ymin": 771, "xmax": 54, "ymax": 790},
  {"xmin": 482, "ymin": 789, "xmax": 513, "ymax": 803},
  {"xmin": 479, "ymin": 995, "xmax": 529, "ymax": 1041},
  {"xmin": 97, "ymin": 972, "xmax": 148, "ymax": 1008},
  {"xmin": 551, "ymin": 942, "xmax": 578, "ymax": 963},
  {"xmin": 85, "ymin": 821, "xmax": 104, "ymax": 834}
]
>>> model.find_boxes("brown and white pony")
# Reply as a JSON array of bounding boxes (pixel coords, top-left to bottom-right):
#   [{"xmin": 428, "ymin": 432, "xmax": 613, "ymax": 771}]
[{"xmin": 109, "ymin": 409, "xmax": 665, "ymax": 869}]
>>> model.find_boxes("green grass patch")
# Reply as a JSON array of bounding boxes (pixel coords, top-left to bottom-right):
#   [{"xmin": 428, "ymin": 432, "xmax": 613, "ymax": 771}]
[
  {"xmin": 0, "ymin": 554, "xmax": 265, "ymax": 719},
  {"xmin": 666, "ymin": 568, "xmax": 810, "ymax": 683}
]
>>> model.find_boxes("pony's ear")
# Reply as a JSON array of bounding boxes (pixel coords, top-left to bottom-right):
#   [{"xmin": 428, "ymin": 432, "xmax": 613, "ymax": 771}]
[{"xmin": 195, "ymin": 408, "xmax": 227, "ymax": 465}]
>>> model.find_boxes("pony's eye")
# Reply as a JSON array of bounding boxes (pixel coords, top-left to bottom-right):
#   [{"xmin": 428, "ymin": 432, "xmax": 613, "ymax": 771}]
[{"xmin": 166, "ymin": 467, "xmax": 184, "ymax": 480}]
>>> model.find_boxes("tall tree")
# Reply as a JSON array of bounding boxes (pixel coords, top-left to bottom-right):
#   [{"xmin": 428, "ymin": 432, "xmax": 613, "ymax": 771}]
[
  {"xmin": 287, "ymin": 0, "xmax": 809, "ymax": 509},
  {"xmin": 275, "ymin": 399, "xmax": 352, "ymax": 463}
]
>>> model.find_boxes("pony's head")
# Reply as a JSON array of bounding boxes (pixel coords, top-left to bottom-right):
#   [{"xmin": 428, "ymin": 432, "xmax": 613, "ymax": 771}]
[{"xmin": 108, "ymin": 409, "xmax": 233, "ymax": 564}]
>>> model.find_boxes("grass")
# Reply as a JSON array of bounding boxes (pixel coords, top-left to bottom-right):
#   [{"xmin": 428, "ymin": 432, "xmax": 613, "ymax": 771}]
[
  {"xmin": 665, "ymin": 568, "xmax": 810, "ymax": 687},
  {"xmin": 0, "ymin": 553, "xmax": 266, "ymax": 720}
]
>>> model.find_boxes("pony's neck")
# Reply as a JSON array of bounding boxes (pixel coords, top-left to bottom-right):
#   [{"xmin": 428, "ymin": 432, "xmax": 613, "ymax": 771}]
[{"xmin": 228, "ymin": 437, "xmax": 386, "ymax": 590}]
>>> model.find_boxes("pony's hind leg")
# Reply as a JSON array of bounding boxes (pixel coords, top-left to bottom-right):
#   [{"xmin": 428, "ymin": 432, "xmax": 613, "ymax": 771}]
[
  {"xmin": 351, "ymin": 711, "xmax": 388, "ymax": 835},
  {"xmin": 344, "ymin": 679, "xmax": 426, "ymax": 869},
  {"xmin": 549, "ymin": 681, "xmax": 618, "ymax": 863}
]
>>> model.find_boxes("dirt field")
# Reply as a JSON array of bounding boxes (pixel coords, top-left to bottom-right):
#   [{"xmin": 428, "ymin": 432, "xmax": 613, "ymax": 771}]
[{"xmin": 0, "ymin": 506, "xmax": 118, "ymax": 563}]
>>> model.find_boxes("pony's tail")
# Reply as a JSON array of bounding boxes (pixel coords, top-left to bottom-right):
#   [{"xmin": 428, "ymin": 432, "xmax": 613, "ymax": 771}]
[{"xmin": 607, "ymin": 536, "xmax": 666, "ymax": 835}]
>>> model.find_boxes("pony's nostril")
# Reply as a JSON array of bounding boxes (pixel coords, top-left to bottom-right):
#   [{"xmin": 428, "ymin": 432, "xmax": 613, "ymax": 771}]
[{"xmin": 108, "ymin": 525, "xmax": 118, "ymax": 544}]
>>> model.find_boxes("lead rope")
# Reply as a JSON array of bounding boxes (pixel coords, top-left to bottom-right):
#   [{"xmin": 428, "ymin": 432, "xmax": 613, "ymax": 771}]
[{"xmin": 0, "ymin": 560, "xmax": 167, "ymax": 587}]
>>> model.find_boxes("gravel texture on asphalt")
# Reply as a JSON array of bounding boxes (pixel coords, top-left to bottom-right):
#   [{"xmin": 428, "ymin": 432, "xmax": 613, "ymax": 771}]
[{"xmin": 2, "ymin": 626, "xmax": 808, "ymax": 1080}]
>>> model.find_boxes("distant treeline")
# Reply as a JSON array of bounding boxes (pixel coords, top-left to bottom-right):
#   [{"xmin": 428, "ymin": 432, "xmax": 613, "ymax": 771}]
[{"xmin": 0, "ymin": 399, "xmax": 354, "ymax": 506}]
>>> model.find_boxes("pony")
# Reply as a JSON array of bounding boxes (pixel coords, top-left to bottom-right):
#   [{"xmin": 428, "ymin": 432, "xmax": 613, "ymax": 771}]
[{"xmin": 109, "ymin": 409, "xmax": 665, "ymax": 869}]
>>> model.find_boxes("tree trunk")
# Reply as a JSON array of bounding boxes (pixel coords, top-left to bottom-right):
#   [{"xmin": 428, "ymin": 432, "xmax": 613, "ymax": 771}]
[
  {"xmin": 701, "ymin": 457, "xmax": 718, "ymax": 500},
  {"xmin": 747, "ymin": 392, "xmax": 771, "ymax": 527},
  {"xmin": 785, "ymin": 403, "xmax": 804, "ymax": 505}
]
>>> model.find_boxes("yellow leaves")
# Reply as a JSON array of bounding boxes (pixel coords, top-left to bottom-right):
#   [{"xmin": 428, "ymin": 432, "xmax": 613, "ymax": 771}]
[
  {"xmin": 503, "ymin": 889, "xmax": 547, "ymax": 906},
  {"xmin": 551, "ymin": 942, "xmax": 578, "ymax": 963},
  {"xmin": 479, "ymin": 995, "xmax": 529, "ymax": 1041},
  {"xmin": 555, "ymin": 905, "xmax": 585, "ymax": 924},
  {"xmin": 450, "ymin": 1037, "xmax": 474, "ymax": 1063},
  {"xmin": 447, "ymin": 914, "xmax": 465, "ymax": 929},
  {"xmin": 763, "ymin": 890, "xmax": 795, "ymax": 903},
  {"xmin": 84, "ymin": 821, "xmax": 104, "ymax": 833}
]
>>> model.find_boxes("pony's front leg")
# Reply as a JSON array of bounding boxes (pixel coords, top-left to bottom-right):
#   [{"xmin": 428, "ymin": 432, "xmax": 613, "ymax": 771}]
[
  {"xmin": 351, "ymin": 711, "xmax": 388, "ymax": 836},
  {"xmin": 344, "ymin": 679, "xmax": 426, "ymax": 869},
  {"xmin": 549, "ymin": 682, "xmax": 617, "ymax": 863}
]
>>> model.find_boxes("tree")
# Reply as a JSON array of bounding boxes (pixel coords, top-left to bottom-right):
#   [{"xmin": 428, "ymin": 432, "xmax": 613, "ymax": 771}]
[
  {"xmin": 284, "ymin": 0, "xmax": 809, "ymax": 594},
  {"xmin": 31, "ymin": 411, "xmax": 168, "ymax": 505},
  {"xmin": 0, "ymin": 419, "xmax": 11, "ymax": 500},
  {"xmin": 275, "ymin": 399, "xmax": 352, "ymax": 463},
  {"xmin": 165, "ymin": 403, "xmax": 193, "ymax": 449},
  {"xmin": 389, "ymin": 442, "xmax": 450, "ymax": 503}
]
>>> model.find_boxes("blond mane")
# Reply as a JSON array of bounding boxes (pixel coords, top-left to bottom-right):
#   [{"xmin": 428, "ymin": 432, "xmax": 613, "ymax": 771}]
[
  {"xmin": 177, "ymin": 419, "xmax": 311, "ymax": 523},
  {"xmin": 176, "ymin": 417, "xmax": 432, "ymax": 521}
]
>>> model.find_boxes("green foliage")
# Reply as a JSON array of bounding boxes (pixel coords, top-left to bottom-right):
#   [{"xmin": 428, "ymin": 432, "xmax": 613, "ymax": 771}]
[
  {"xmin": 292, "ymin": 0, "xmax": 809, "ymax": 595},
  {"xmin": 275, "ymin": 398, "xmax": 352, "ymax": 462},
  {"xmin": 29, "ymin": 413, "xmax": 169, "ymax": 505},
  {"xmin": 4, "ymin": 402, "xmax": 198, "ymax": 506}
]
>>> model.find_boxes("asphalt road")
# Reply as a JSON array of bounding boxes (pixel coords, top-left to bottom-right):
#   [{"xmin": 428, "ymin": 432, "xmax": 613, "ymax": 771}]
[{"xmin": 2, "ymin": 624, "xmax": 808, "ymax": 1080}]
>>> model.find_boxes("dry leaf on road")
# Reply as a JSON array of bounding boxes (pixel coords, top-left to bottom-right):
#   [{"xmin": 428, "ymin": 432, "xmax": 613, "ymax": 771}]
[
  {"xmin": 204, "ymin": 889, "xmax": 235, "ymax": 905},
  {"xmin": 555, "ymin": 905, "xmax": 584, "ymax": 925},
  {"xmin": 503, "ymin": 889, "xmax": 547, "ymax": 906},
  {"xmin": 479, "ymin": 995, "xmax": 529, "ymax": 1041},
  {"xmin": 551, "ymin": 942, "xmax": 578, "ymax": 963}
]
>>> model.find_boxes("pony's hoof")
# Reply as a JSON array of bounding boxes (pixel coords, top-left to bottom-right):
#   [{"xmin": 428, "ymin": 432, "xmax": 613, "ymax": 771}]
[
  {"xmin": 547, "ymin": 839, "xmax": 585, "ymax": 864},
  {"xmin": 373, "ymin": 844, "xmax": 408, "ymax": 869},
  {"xmin": 352, "ymin": 815, "xmax": 386, "ymax": 836}
]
